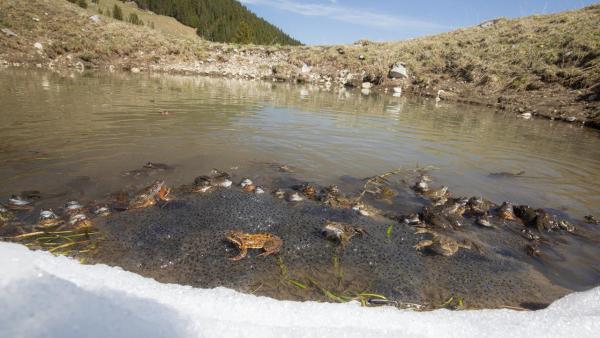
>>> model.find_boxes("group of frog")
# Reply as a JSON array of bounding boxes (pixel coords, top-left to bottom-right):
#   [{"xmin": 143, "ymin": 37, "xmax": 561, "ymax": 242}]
[
  {"xmin": 404, "ymin": 174, "xmax": 594, "ymax": 257},
  {"xmin": 2, "ymin": 164, "xmax": 599, "ymax": 261}
]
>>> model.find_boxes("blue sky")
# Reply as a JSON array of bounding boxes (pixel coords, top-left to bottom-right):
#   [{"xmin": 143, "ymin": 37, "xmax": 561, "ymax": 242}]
[{"xmin": 239, "ymin": 0, "xmax": 598, "ymax": 45}]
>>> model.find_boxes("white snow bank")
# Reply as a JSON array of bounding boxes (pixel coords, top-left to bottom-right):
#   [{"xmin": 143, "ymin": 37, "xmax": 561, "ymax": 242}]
[{"xmin": 0, "ymin": 242, "xmax": 598, "ymax": 338}]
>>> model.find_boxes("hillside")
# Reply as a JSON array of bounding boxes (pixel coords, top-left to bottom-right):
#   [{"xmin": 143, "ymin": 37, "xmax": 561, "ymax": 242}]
[
  {"xmin": 132, "ymin": 0, "xmax": 301, "ymax": 45},
  {"xmin": 0, "ymin": 0, "xmax": 598, "ymax": 128}
]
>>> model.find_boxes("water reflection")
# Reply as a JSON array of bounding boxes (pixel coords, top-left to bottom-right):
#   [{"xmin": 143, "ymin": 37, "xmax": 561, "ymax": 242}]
[{"xmin": 0, "ymin": 69, "xmax": 599, "ymax": 217}]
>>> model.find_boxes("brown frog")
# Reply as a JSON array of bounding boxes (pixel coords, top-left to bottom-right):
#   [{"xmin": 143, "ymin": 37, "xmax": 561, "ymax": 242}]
[
  {"xmin": 497, "ymin": 202, "xmax": 517, "ymax": 221},
  {"xmin": 129, "ymin": 180, "xmax": 172, "ymax": 209},
  {"xmin": 414, "ymin": 228, "xmax": 471, "ymax": 257},
  {"xmin": 321, "ymin": 221, "xmax": 366, "ymax": 246},
  {"xmin": 225, "ymin": 230, "xmax": 283, "ymax": 261},
  {"xmin": 466, "ymin": 196, "xmax": 496, "ymax": 216},
  {"xmin": 514, "ymin": 205, "xmax": 559, "ymax": 231},
  {"xmin": 35, "ymin": 209, "xmax": 63, "ymax": 230},
  {"xmin": 0, "ymin": 206, "xmax": 14, "ymax": 225}
]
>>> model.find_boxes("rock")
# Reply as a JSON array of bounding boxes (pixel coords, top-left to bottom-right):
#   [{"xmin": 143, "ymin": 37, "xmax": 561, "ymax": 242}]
[
  {"xmin": 393, "ymin": 87, "xmax": 402, "ymax": 94},
  {"xmin": 566, "ymin": 116, "xmax": 576, "ymax": 122},
  {"xmin": 33, "ymin": 42, "xmax": 43, "ymax": 50},
  {"xmin": 1, "ymin": 28, "xmax": 18, "ymax": 37},
  {"xmin": 89, "ymin": 15, "xmax": 101, "ymax": 23},
  {"xmin": 361, "ymin": 82, "xmax": 373, "ymax": 89},
  {"xmin": 358, "ymin": 54, "xmax": 365, "ymax": 61},
  {"xmin": 130, "ymin": 67, "xmax": 141, "ymax": 73},
  {"xmin": 32, "ymin": 17, "xmax": 40, "ymax": 22},
  {"xmin": 389, "ymin": 62, "xmax": 409, "ymax": 79},
  {"xmin": 478, "ymin": 18, "xmax": 503, "ymax": 29},
  {"xmin": 518, "ymin": 112, "xmax": 532, "ymax": 119},
  {"xmin": 301, "ymin": 63, "xmax": 311, "ymax": 74},
  {"xmin": 336, "ymin": 47, "xmax": 345, "ymax": 55}
]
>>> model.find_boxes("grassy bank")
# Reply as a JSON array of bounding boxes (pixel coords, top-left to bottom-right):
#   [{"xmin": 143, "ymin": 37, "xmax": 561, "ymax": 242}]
[{"xmin": 1, "ymin": 0, "xmax": 599, "ymax": 127}]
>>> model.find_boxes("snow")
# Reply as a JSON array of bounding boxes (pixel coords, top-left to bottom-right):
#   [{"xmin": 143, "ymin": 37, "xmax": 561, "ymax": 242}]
[{"xmin": 0, "ymin": 242, "xmax": 598, "ymax": 338}]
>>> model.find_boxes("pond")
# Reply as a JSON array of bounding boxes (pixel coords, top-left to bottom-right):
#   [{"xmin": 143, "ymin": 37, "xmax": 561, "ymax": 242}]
[{"xmin": 1, "ymin": 69, "xmax": 599, "ymax": 309}]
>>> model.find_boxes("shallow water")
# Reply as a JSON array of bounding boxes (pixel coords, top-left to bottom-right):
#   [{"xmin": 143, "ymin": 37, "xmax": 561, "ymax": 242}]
[
  {"xmin": 1, "ymin": 69, "xmax": 600, "ymax": 307},
  {"xmin": 1, "ymin": 70, "xmax": 598, "ymax": 217}
]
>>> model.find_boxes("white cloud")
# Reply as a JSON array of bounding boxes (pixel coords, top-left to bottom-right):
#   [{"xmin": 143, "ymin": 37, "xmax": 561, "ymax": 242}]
[{"xmin": 239, "ymin": 0, "xmax": 444, "ymax": 30}]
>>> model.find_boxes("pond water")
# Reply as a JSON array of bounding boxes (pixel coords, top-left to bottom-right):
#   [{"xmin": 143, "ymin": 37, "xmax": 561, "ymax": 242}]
[
  {"xmin": 1, "ymin": 70, "xmax": 598, "ymax": 217},
  {"xmin": 1, "ymin": 69, "xmax": 600, "ymax": 308}
]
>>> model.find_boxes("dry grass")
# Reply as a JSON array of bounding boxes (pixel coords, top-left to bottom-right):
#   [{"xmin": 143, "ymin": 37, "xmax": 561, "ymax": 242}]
[
  {"xmin": 95, "ymin": 0, "xmax": 199, "ymax": 39},
  {"xmin": 0, "ymin": 0, "xmax": 598, "ymax": 126}
]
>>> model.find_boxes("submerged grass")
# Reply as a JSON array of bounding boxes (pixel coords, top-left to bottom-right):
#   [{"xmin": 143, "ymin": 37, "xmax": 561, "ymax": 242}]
[{"xmin": 10, "ymin": 228, "xmax": 102, "ymax": 256}]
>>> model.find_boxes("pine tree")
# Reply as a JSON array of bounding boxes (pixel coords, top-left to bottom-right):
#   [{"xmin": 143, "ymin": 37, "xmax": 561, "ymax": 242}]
[{"xmin": 131, "ymin": 0, "xmax": 301, "ymax": 45}]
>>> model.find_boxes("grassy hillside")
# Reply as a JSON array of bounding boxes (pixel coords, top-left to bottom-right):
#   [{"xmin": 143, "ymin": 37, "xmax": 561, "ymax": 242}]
[
  {"xmin": 95, "ymin": 0, "xmax": 199, "ymax": 39},
  {"xmin": 0, "ymin": 0, "xmax": 598, "ymax": 127},
  {"xmin": 132, "ymin": 0, "xmax": 301, "ymax": 45}
]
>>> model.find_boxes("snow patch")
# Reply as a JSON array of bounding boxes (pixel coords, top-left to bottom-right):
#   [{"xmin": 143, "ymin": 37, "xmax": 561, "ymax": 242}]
[{"xmin": 0, "ymin": 242, "xmax": 599, "ymax": 338}]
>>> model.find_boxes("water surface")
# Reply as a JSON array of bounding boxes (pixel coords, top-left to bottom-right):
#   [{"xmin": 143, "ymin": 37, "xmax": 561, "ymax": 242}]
[{"xmin": 1, "ymin": 70, "xmax": 598, "ymax": 217}]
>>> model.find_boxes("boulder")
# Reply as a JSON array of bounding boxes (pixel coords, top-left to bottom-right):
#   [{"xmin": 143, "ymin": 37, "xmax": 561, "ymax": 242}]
[
  {"xmin": 89, "ymin": 15, "xmax": 101, "ymax": 23},
  {"xmin": 361, "ymin": 82, "xmax": 373, "ymax": 89},
  {"xmin": 33, "ymin": 42, "xmax": 43, "ymax": 50},
  {"xmin": 301, "ymin": 63, "xmax": 311, "ymax": 74},
  {"xmin": 389, "ymin": 62, "xmax": 409, "ymax": 79},
  {"xmin": 1, "ymin": 28, "xmax": 18, "ymax": 37}
]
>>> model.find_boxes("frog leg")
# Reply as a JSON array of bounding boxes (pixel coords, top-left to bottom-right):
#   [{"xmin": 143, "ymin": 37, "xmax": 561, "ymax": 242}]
[
  {"xmin": 230, "ymin": 246, "xmax": 248, "ymax": 261},
  {"xmin": 258, "ymin": 238, "xmax": 282, "ymax": 257}
]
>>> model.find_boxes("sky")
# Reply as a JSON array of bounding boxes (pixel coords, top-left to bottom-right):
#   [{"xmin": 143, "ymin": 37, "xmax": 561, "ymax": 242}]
[{"xmin": 239, "ymin": 0, "xmax": 598, "ymax": 45}]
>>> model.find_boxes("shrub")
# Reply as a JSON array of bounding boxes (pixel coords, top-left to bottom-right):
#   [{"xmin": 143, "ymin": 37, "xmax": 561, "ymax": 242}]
[
  {"xmin": 113, "ymin": 5, "xmax": 123, "ymax": 20},
  {"xmin": 128, "ymin": 13, "xmax": 143, "ymax": 26}
]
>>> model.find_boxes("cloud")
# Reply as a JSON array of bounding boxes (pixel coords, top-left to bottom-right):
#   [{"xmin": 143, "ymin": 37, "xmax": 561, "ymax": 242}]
[{"xmin": 239, "ymin": 0, "xmax": 444, "ymax": 31}]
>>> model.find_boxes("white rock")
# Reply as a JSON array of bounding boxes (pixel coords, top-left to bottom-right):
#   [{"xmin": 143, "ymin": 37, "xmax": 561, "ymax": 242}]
[
  {"xmin": 1, "ymin": 28, "xmax": 18, "ymax": 37},
  {"xmin": 33, "ymin": 42, "xmax": 43, "ymax": 50},
  {"xmin": 393, "ymin": 87, "xmax": 402, "ymax": 94},
  {"xmin": 361, "ymin": 89, "xmax": 371, "ymax": 95},
  {"xmin": 32, "ymin": 17, "xmax": 40, "ymax": 22},
  {"xmin": 130, "ymin": 67, "xmax": 141, "ymax": 73},
  {"xmin": 301, "ymin": 63, "xmax": 311, "ymax": 74},
  {"xmin": 518, "ymin": 112, "xmax": 532, "ymax": 119},
  {"xmin": 566, "ymin": 116, "xmax": 576, "ymax": 122},
  {"xmin": 89, "ymin": 15, "xmax": 101, "ymax": 23},
  {"xmin": 361, "ymin": 82, "xmax": 373, "ymax": 89},
  {"xmin": 389, "ymin": 62, "xmax": 409, "ymax": 79}
]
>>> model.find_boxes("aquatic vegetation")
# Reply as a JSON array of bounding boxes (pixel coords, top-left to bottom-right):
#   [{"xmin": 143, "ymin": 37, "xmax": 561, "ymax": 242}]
[{"xmin": 9, "ymin": 227, "xmax": 102, "ymax": 256}]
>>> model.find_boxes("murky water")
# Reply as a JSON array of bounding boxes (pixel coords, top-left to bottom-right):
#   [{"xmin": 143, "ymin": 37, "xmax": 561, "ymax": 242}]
[
  {"xmin": 1, "ymin": 69, "xmax": 600, "ymax": 308},
  {"xmin": 1, "ymin": 70, "xmax": 598, "ymax": 217}
]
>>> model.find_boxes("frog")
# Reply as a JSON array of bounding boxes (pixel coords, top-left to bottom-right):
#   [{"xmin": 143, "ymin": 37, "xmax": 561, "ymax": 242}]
[
  {"xmin": 129, "ymin": 180, "xmax": 172, "ymax": 209},
  {"xmin": 414, "ymin": 228, "xmax": 472, "ymax": 257},
  {"xmin": 225, "ymin": 230, "xmax": 283, "ymax": 261},
  {"xmin": 376, "ymin": 186, "xmax": 397, "ymax": 201},
  {"xmin": 209, "ymin": 170, "xmax": 232, "ymax": 188},
  {"xmin": 36, "ymin": 209, "xmax": 63, "ymax": 229},
  {"xmin": 514, "ymin": 205, "xmax": 559, "ymax": 231},
  {"xmin": 584, "ymin": 215, "xmax": 599, "ymax": 225},
  {"xmin": 68, "ymin": 213, "xmax": 93, "ymax": 230},
  {"xmin": 0, "ymin": 206, "xmax": 15, "ymax": 224},
  {"xmin": 191, "ymin": 175, "xmax": 213, "ymax": 193},
  {"xmin": 321, "ymin": 221, "xmax": 366, "ymax": 245},
  {"xmin": 6, "ymin": 195, "xmax": 33, "ymax": 210},
  {"xmin": 240, "ymin": 178, "xmax": 256, "ymax": 192},
  {"xmin": 466, "ymin": 196, "xmax": 496, "ymax": 216},
  {"xmin": 497, "ymin": 202, "xmax": 517, "ymax": 221},
  {"xmin": 143, "ymin": 162, "xmax": 173, "ymax": 171},
  {"xmin": 294, "ymin": 183, "xmax": 317, "ymax": 199}
]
